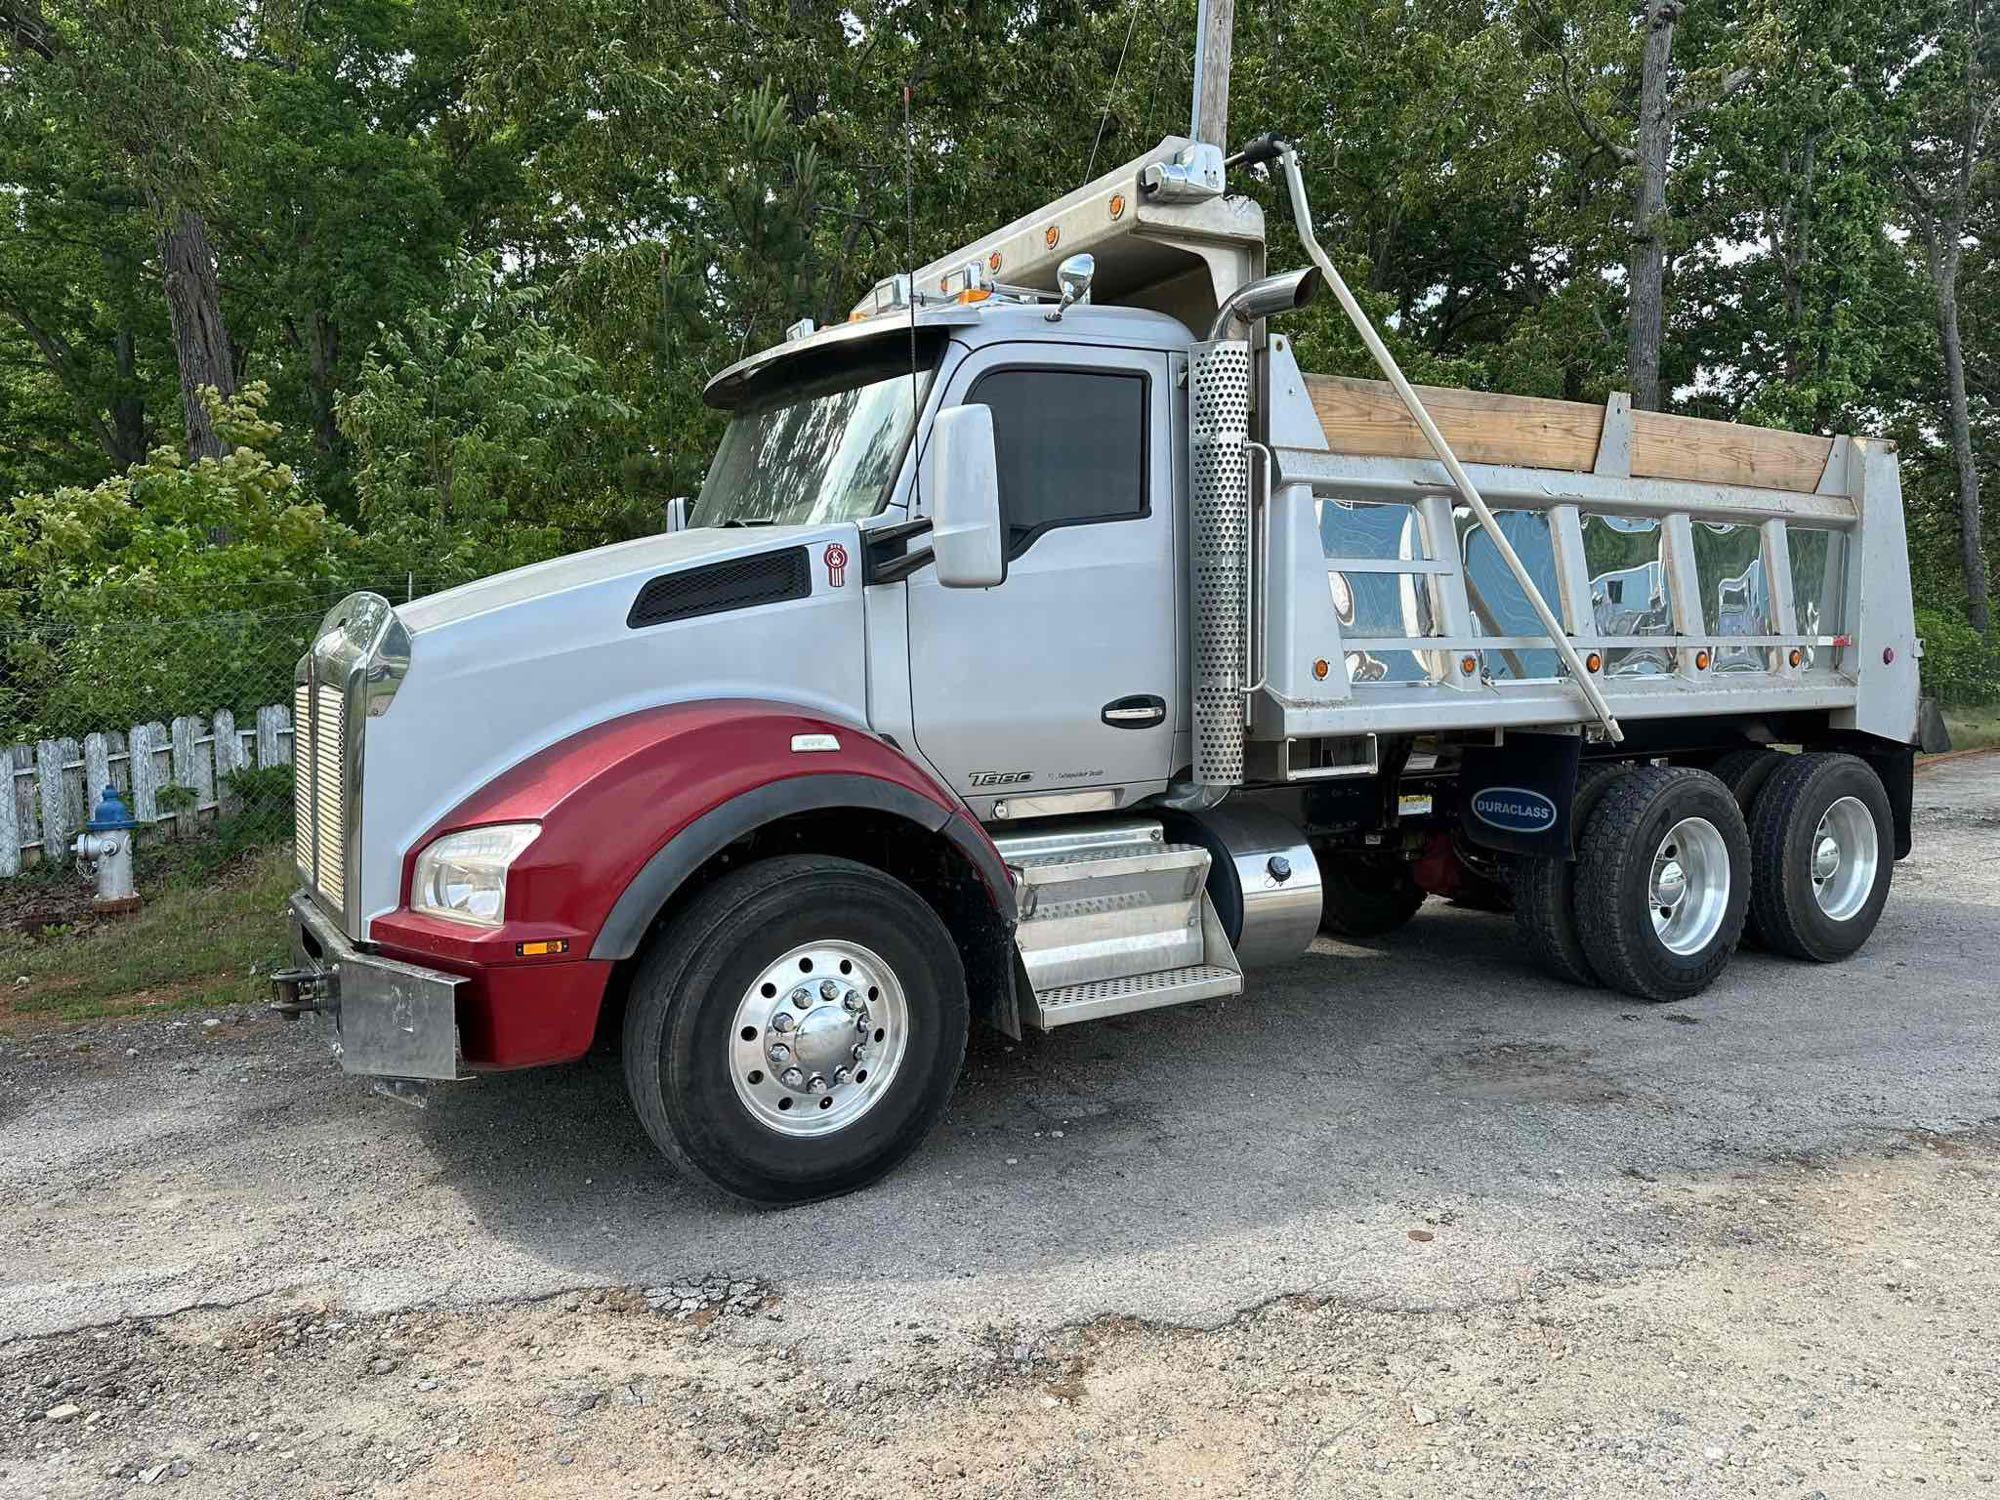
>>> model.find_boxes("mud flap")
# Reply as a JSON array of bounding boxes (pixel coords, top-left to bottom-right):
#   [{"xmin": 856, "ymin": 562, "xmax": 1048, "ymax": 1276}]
[{"xmin": 1457, "ymin": 733, "xmax": 1582, "ymax": 858}]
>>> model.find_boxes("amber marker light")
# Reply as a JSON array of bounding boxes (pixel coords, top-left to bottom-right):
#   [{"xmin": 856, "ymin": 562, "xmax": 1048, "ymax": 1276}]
[
  {"xmin": 1312, "ymin": 658, "xmax": 1330, "ymax": 681},
  {"xmin": 516, "ymin": 939, "xmax": 570, "ymax": 958},
  {"xmin": 1694, "ymin": 648, "xmax": 1712, "ymax": 670},
  {"xmin": 1789, "ymin": 648, "xmax": 1803, "ymax": 668},
  {"xmin": 1460, "ymin": 655, "xmax": 1479, "ymax": 675},
  {"xmin": 1584, "ymin": 651, "xmax": 1603, "ymax": 673}
]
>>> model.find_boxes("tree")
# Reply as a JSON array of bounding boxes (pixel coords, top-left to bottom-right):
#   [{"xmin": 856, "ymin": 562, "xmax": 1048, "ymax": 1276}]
[
  {"xmin": 1539, "ymin": 0, "xmax": 1753, "ymax": 408},
  {"xmin": 337, "ymin": 255, "xmax": 645, "ymax": 570},
  {"xmin": 2, "ymin": 0, "xmax": 244, "ymax": 460},
  {"xmin": 1882, "ymin": 0, "xmax": 1996, "ymax": 632},
  {"xmin": 0, "ymin": 7, "xmax": 163, "ymax": 483}
]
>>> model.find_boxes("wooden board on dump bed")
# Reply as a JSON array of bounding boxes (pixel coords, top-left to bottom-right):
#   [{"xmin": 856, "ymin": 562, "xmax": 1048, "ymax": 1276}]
[{"xmin": 1304, "ymin": 375, "xmax": 1838, "ymax": 494}]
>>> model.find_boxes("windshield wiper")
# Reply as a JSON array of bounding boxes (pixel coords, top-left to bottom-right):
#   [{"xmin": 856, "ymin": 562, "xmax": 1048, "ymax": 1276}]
[{"xmin": 720, "ymin": 515, "xmax": 778, "ymax": 527}]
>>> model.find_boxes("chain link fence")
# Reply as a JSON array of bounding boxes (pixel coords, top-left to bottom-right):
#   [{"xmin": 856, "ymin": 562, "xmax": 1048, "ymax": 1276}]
[{"xmin": 0, "ymin": 580, "xmax": 448, "ymax": 1029}]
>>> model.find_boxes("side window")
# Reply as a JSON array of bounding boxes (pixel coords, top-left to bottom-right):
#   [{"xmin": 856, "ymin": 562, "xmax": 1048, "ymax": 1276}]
[{"xmin": 967, "ymin": 367, "xmax": 1148, "ymax": 555}]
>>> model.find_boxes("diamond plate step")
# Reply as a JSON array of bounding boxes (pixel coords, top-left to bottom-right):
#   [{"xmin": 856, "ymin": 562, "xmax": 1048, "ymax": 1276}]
[
  {"xmin": 1025, "ymin": 964, "xmax": 1242, "ymax": 1029},
  {"xmin": 994, "ymin": 817, "xmax": 1244, "ymax": 1030}
]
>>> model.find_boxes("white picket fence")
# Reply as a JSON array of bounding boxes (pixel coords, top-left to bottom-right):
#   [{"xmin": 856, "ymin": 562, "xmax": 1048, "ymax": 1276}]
[{"xmin": 0, "ymin": 703, "xmax": 294, "ymax": 876}]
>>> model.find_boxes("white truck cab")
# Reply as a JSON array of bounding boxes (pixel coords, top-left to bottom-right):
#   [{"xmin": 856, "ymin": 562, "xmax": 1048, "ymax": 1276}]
[{"xmin": 275, "ymin": 136, "xmax": 1930, "ymax": 1203}]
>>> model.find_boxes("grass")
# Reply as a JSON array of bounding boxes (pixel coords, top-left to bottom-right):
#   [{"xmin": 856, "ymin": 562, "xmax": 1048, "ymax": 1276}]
[
  {"xmin": 1940, "ymin": 706, "xmax": 2000, "ymax": 755},
  {"xmin": 0, "ymin": 844, "xmax": 294, "ymax": 1029}
]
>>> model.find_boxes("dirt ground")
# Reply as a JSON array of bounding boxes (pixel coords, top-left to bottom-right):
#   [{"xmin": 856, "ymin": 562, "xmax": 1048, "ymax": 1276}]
[{"xmin": 3, "ymin": 756, "xmax": 1998, "ymax": 1499}]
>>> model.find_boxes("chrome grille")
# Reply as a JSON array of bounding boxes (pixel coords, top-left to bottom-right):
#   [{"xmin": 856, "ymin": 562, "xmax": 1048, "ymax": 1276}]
[
  {"xmin": 293, "ymin": 674, "xmax": 349, "ymax": 917},
  {"xmin": 292, "ymin": 682, "xmax": 312, "ymax": 884}
]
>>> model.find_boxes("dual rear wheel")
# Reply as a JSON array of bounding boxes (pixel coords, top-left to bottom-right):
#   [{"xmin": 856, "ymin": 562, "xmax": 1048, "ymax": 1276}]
[{"xmin": 1514, "ymin": 751, "xmax": 1893, "ymax": 1001}]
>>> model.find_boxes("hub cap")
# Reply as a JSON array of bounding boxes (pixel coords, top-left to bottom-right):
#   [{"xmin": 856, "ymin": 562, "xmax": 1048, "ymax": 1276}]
[
  {"xmin": 1648, "ymin": 816, "xmax": 1730, "ymax": 956},
  {"xmin": 1810, "ymin": 795, "xmax": 1877, "ymax": 922},
  {"xmin": 729, "ymin": 940, "xmax": 909, "ymax": 1137}
]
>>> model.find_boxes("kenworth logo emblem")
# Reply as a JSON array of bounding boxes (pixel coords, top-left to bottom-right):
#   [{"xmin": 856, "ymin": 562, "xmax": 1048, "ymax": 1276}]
[{"xmin": 1471, "ymin": 786, "xmax": 1558, "ymax": 833}]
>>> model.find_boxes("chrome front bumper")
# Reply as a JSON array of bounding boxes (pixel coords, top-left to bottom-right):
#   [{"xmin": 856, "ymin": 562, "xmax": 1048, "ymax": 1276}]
[{"xmin": 274, "ymin": 892, "xmax": 464, "ymax": 1080}]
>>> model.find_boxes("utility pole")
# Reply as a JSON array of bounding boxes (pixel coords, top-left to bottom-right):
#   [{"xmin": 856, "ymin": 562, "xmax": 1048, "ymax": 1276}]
[{"xmin": 1190, "ymin": 0, "xmax": 1234, "ymax": 147}]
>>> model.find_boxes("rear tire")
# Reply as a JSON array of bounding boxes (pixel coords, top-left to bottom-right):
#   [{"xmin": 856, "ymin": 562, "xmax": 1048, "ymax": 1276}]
[
  {"xmin": 1575, "ymin": 766, "xmax": 1750, "ymax": 1002},
  {"xmin": 1710, "ymin": 746, "xmax": 1785, "ymax": 816},
  {"xmin": 1316, "ymin": 850, "xmax": 1426, "ymax": 937},
  {"xmin": 1511, "ymin": 762, "xmax": 1621, "ymax": 986},
  {"xmin": 622, "ymin": 854, "xmax": 969, "ymax": 1205},
  {"xmin": 1709, "ymin": 746, "xmax": 1785, "ymax": 948},
  {"xmin": 1747, "ymin": 752, "xmax": 1893, "ymax": 962}
]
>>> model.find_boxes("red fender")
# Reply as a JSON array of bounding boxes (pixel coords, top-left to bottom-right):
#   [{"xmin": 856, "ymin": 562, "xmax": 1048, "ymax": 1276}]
[{"xmin": 368, "ymin": 699, "xmax": 1011, "ymax": 1068}]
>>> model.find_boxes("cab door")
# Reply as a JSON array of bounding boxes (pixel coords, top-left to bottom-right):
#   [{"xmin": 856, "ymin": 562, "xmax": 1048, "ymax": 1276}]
[{"xmin": 904, "ymin": 342, "xmax": 1179, "ymax": 812}]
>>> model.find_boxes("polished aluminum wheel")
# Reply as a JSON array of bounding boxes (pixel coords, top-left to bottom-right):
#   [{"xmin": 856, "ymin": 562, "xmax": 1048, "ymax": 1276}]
[
  {"xmin": 1649, "ymin": 816, "xmax": 1730, "ymax": 955},
  {"xmin": 729, "ymin": 940, "xmax": 909, "ymax": 1137},
  {"xmin": 1809, "ymin": 795, "xmax": 1878, "ymax": 922}
]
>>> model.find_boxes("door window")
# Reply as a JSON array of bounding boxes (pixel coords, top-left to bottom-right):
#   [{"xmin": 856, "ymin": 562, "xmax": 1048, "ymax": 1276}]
[{"xmin": 966, "ymin": 367, "xmax": 1148, "ymax": 556}]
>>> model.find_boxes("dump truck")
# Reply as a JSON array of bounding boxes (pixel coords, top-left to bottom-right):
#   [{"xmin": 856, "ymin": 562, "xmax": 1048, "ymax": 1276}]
[{"xmin": 274, "ymin": 135, "xmax": 1930, "ymax": 1203}]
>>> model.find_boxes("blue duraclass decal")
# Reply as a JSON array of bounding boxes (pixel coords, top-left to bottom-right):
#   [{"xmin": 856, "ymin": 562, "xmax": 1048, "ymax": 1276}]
[{"xmin": 1470, "ymin": 786, "xmax": 1558, "ymax": 833}]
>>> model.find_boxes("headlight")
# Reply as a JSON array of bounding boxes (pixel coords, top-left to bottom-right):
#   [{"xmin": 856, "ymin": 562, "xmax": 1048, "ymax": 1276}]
[{"xmin": 410, "ymin": 823, "xmax": 540, "ymax": 927}]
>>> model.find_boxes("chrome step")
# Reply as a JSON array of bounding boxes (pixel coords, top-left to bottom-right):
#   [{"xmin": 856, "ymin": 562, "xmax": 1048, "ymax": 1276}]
[{"xmin": 993, "ymin": 817, "xmax": 1244, "ymax": 1031}]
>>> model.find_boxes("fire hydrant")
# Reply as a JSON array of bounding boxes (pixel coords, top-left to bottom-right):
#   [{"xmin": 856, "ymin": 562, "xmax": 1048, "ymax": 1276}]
[{"xmin": 73, "ymin": 784, "xmax": 141, "ymax": 914}]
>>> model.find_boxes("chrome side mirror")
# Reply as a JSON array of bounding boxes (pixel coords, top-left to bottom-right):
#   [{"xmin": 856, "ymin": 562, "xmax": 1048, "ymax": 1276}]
[
  {"xmin": 924, "ymin": 405, "xmax": 1005, "ymax": 588},
  {"xmin": 663, "ymin": 496, "xmax": 690, "ymax": 534},
  {"xmin": 1046, "ymin": 253, "xmax": 1096, "ymax": 322}
]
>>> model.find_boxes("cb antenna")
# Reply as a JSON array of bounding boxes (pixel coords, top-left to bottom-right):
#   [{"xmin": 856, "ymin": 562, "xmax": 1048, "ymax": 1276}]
[{"xmin": 904, "ymin": 80, "xmax": 922, "ymax": 517}]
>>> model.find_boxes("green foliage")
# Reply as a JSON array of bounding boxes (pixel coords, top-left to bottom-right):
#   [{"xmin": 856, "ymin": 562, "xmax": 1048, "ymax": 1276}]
[
  {"xmin": 0, "ymin": 0, "xmax": 1990, "ymax": 665},
  {"xmin": 1916, "ymin": 607, "xmax": 2000, "ymax": 706},
  {"xmin": 0, "ymin": 385, "xmax": 354, "ymax": 737},
  {"xmin": 338, "ymin": 255, "xmax": 651, "ymax": 566}
]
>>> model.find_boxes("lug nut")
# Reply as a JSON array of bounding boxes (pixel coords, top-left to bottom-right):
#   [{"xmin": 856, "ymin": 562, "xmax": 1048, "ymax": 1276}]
[
  {"xmin": 833, "ymin": 1066, "xmax": 851, "ymax": 1085},
  {"xmin": 790, "ymin": 988, "xmax": 810, "ymax": 1007},
  {"xmin": 842, "ymin": 990, "xmax": 861, "ymax": 1012},
  {"xmin": 806, "ymin": 1072, "xmax": 827, "ymax": 1093},
  {"xmin": 855, "ymin": 1016, "xmax": 870, "ymax": 1034},
  {"xmin": 819, "ymin": 979, "xmax": 840, "ymax": 1001},
  {"xmin": 770, "ymin": 1012, "xmax": 795, "ymax": 1033},
  {"xmin": 851, "ymin": 1043, "xmax": 866, "ymax": 1061},
  {"xmin": 769, "ymin": 1043, "xmax": 791, "ymax": 1064},
  {"xmin": 780, "ymin": 1067, "xmax": 805, "ymax": 1089}
]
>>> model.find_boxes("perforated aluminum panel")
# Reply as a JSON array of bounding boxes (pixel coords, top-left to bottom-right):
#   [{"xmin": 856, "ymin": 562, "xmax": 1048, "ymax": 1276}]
[{"xmin": 1189, "ymin": 339, "xmax": 1253, "ymax": 787}]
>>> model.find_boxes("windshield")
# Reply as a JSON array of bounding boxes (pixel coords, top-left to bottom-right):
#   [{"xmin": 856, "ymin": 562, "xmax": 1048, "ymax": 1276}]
[{"xmin": 695, "ymin": 352, "xmax": 936, "ymax": 528}]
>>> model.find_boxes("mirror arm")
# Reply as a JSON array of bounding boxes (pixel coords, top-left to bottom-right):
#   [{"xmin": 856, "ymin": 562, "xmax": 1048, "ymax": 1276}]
[
  {"xmin": 870, "ymin": 545, "xmax": 935, "ymax": 584},
  {"xmin": 864, "ymin": 516, "xmax": 936, "ymax": 584}
]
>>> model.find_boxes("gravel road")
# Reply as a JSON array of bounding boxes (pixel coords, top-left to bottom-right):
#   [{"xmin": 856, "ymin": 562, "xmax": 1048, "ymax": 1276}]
[{"xmin": 3, "ymin": 756, "xmax": 1997, "ymax": 1498}]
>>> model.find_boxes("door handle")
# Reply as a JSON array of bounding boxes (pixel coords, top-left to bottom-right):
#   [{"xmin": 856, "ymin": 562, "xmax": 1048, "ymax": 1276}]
[{"xmin": 1101, "ymin": 694, "xmax": 1167, "ymax": 729}]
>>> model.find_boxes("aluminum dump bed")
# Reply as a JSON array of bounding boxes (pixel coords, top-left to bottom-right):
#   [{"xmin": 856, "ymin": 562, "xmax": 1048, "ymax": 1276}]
[{"xmin": 1251, "ymin": 339, "xmax": 1918, "ymax": 763}]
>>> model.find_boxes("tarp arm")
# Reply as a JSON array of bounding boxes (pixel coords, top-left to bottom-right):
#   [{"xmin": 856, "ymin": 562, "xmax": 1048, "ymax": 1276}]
[{"xmin": 1267, "ymin": 142, "xmax": 1623, "ymax": 744}]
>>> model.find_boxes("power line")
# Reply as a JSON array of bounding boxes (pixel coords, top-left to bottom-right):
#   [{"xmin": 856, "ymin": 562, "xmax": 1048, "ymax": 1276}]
[{"xmin": 1084, "ymin": 0, "xmax": 1148, "ymax": 184}]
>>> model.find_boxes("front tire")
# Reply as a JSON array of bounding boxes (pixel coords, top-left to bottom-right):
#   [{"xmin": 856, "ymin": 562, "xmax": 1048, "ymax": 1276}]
[
  {"xmin": 1747, "ymin": 752, "xmax": 1893, "ymax": 962},
  {"xmin": 1575, "ymin": 766, "xmax": 1750, "ymax": 1002},
  {"xmin": 622, "ymin": 854, "xmax": 969, "ymax": 1205}
]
